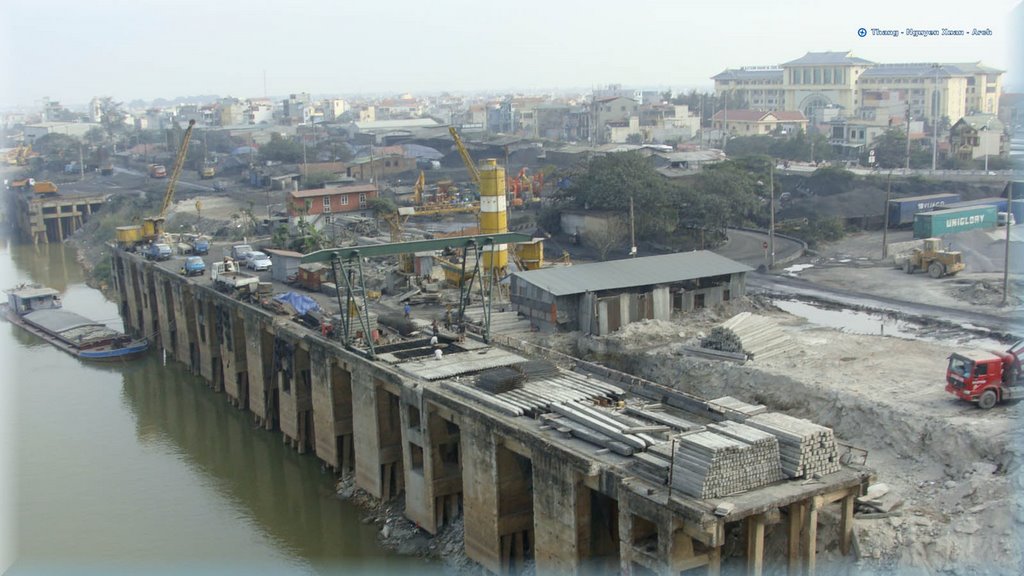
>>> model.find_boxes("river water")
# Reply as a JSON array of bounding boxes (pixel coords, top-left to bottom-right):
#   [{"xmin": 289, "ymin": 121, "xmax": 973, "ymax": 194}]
[{"xmin": 0, "ymin": 240, "xmax": 419, "ymax": 574}]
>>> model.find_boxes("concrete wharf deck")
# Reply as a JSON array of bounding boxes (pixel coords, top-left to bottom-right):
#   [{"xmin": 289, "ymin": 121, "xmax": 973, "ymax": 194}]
[{"xmin": 112, "ymin": 245, "xmax": 872, "ymax": 575}]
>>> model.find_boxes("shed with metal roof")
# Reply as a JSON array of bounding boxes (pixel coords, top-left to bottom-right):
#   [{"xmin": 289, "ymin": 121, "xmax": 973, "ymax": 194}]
[{"xmin": 510, "ymin": 252, "xmax": 752, "ymax": 335}]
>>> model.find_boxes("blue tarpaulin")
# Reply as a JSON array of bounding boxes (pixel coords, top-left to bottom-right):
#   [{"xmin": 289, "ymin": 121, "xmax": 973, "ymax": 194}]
[{"xmin": 273, "ymin": 292, "xmax": 321, "ymax": 315}]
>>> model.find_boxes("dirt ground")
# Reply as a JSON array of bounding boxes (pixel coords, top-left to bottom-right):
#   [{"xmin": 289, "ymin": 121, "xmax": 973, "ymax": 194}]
[
  {"xmin": 791, "ymin": 229, "xmax": 1024, "ymax": 312},
  {"xmin": 553, "ymin": 299, "xmax": 1023, "ymax": 574}
]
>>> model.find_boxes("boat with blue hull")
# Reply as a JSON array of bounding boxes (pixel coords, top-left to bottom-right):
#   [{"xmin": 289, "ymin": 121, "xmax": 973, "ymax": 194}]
[{"xmin": 2, "ymin": 284, "xmax": 148, "ymax": 362}]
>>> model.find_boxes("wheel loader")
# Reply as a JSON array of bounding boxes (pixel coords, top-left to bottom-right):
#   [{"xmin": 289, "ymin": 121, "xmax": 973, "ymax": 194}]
[{"xmin": 901, "ymin": 237, "xmax": 965, "ymax": 278}]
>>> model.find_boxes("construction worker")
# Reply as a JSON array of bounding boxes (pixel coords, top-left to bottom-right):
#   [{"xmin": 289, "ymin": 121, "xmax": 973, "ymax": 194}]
[{"xmin": 404, "ymin": 303, "xmax": 411, "ymax": 318}]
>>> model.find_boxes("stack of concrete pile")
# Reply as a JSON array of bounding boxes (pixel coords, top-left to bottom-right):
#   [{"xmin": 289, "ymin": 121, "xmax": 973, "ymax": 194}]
[
  {"xmin": 671, "ymin": 429, "xmax": 783, "ymax": 499},
  {"xmin": 719, "ymin": 312, "xmax": 799, "ymax": 361},
  {"xmin": 745, "ymin": 412, "xmax": 841, "ymax": 478}
]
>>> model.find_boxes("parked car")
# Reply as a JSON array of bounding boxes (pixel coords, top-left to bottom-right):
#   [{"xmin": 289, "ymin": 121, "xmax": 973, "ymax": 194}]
[{"xmin": 246, "ymin": 252, "xmax": 272, "ymax": 271}]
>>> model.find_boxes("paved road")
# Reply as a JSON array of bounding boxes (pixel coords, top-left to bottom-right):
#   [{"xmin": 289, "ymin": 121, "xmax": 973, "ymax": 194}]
[
  {"xmin": 114, "ymin": 166, "xmax": 215, "ymax": 192},
  {"xmin": 747, "ymin": 272, "xmax": 1020, "ymax": 337},
  {"xmin": 714, "ymin": 229, "xmax": 804, "ymax": 270}
]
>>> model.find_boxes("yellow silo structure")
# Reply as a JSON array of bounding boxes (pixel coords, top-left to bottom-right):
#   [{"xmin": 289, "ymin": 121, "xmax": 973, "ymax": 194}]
[{"xmin": 477, "ymin": 159, "xmax": 508, "ymax": 273}]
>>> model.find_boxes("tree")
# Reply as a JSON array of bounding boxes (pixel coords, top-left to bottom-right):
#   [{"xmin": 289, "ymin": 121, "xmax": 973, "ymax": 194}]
[
  {"xmin": 555, "ymin": 152, "xmax": 675, "ymax": 240},
  {"xmin": 862, "ymin": 129, "xmax": 909, "ymax": 169},
  {"xmin": 31, "ymin": 133, "xmax": 81, "ymax": 171},
  {"xmin": 84, "ymin": 126, "xmax": 107, "ymax": 146},
  {"xmin": 259, "ymin": 133, "xmax": 303, "ymax": 163},
  {"xmin": 97, "ymin": 97, "xmax": 127, "ymax": 140},
  {"xmin": 626, "ymin": 133, "xmax": 644, "ymax": 145},
  {"xmin": 583, "ymin": 218, "xmax": 629, "ymax": 261}
]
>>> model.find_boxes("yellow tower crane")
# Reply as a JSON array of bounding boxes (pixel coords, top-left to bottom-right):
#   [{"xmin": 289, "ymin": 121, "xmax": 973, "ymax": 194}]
[
  {"xmin": 449, "ymin": 126, "xmax": 480, "ymax": 185},
  {"xmin": 116, "ymin": 120, "xmax": 196, "ymax": 249}
]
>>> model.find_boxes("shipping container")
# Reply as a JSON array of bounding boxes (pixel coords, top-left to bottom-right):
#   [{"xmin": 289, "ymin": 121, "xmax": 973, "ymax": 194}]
[
  {"xmin": 887, "ymin": 193, "xmax": 961, "ymax": 226},
  {"xmin": 934, "ymin": 197, "xmax": 1009, "ymax": 212},
  {"xmin": 913, "ymin": 206, "xmax": 998, "ymax": 239},
  {"xmin": 1010, "ymin": 199, "xmax": 1024, "ymax": 225}
]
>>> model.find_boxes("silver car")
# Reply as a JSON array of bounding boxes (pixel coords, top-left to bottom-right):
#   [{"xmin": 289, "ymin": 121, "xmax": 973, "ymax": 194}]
[{"xmin": 246, "ymin": 251, "xmax": 272, "ymax": 271}]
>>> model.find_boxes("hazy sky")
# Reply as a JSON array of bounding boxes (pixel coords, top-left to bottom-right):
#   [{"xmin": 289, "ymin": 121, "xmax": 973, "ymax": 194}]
[{"xmin": 0, "ymin": 0, "xmax": 1019, "ymax": 108}]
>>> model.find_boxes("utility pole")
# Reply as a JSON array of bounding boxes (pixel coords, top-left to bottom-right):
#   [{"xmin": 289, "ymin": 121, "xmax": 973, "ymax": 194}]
[
  {"xmin": 1003, "ymin": 181, "xmax": 1014, "ymax": 305},
  {"xmin": 882, "ymin": 170, "xmax": 892, "ymax": 258},
  {"xmin": 932, "ymin": 63, "xmax": 941, "ymax": 172},
  {"xmin": 629, "ymin": 196, "xmax": 637, "ymax": 257},
  {"xmin": 905, "ymin": 101, "xmax": 912, "ymax": 171},
  {"xmin": 769, "ymin": 161, "xmax": 775, "ymax": 268},
  {"xmin": 78, "ymin": 144, "xmax": 85, "ymax": 181}
]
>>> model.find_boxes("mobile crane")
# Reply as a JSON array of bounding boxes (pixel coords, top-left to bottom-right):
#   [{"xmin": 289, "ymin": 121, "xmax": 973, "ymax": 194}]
[{"xmin": 117, "ymin": 120, "xmax": 196, "ymax": 249}]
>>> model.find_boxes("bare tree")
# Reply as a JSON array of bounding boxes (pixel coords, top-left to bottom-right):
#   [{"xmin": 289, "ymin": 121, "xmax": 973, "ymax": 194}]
[{"xmin": 583, "ymin": 219, "xmax": 629, "ymax": 261}]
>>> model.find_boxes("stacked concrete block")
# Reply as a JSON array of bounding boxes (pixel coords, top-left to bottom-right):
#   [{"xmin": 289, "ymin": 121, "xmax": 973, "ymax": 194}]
[
  {"xmin": 671, "ymin": 429, "xmax": 783, "ymax": 499},
  {"xmin": 745, "ymin": 412, "xmax": 841, "ymax": 478}
]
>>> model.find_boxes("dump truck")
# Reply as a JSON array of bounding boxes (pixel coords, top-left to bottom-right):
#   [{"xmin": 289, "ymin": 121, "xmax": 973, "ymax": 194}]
[
  {"xmin": 211, "ymin": 259, "xmax": 259, "ymax": 293},
  {"xmin": 144, "ymin": 243, "xmax": 172, "ymax": 261},
  {"xmin": 900, "ymin": 238, "xmax": 965, "ymax": 278},
  {"xmin": 946, "ymin": 340, "xmax": 1023, "ymax": 409},
  {"xmin": 148, "ymin": 164, "xmax": 167, "ymax": 178},
  {"xmin": 199, "ymin": 165, "xmax": 215, "ymax": 179},
  {"xmin": 8, "ymin": 178, "xmax": 58, "ymax": 196}
]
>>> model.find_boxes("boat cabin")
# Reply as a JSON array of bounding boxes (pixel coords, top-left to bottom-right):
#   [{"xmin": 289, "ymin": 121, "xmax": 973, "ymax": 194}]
[{"xmin": 5, "ymin": 285, "xmax": 61, "ymax": 315}]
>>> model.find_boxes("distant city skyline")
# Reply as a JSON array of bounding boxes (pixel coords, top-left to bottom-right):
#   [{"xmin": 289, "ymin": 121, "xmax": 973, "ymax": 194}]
[{"xmin": 0, "ymin": 0, "xmax": 1018, "ymax": 109}]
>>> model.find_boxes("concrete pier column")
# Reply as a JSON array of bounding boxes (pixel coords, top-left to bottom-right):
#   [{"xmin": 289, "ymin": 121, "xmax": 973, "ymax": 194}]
[
  {"xmin": 243, "ymin": 315, "xmax": 274, "ymax": 429},
  {"xmin": 311, "ymin": 346, "xmax": 354, "ymax": 470},
  {"xmin": 220, "ymin": 307, "xmax": 248, "ymax": 409},
  {"xmin": 532, "ymin": 450, "xmax": 584, "ymax": 575},
  {"xmin": 279, "ymin": 341, "xmax": 312, "ymax": 453},
  {"xmin": 351, "ymin": 367, "xmax": 384, "ymax": 498},
  {"xmin": 461, "ymin": 418, "xmax": 502, "ymax": 574},
  {"xmin": 169, "ymin": 283, "xmax": 195, "ymax": 368}
]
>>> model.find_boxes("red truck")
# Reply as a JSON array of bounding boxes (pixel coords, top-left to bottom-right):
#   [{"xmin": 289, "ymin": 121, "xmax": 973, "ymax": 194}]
[{"xmin": 946, "ymin": 340, "xmax": 1023, "ymax": 409}]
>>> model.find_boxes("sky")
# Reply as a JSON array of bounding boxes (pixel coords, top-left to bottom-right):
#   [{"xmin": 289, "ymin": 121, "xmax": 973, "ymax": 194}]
[{"xmin": 0, "ymin": 0, "xmax": 1020, "ymax": 109}]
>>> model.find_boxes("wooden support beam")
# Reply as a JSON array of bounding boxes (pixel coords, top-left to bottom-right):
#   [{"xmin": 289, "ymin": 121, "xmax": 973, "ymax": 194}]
[
  {"xmin": 803, "ymin": 500, "xmax": 818, "ymax": 576},
  {"xmin": 746, "ymin": 514, "xmax": 766, "ymax": 576},
  {"xmin": 788, "ymin": 501, "xmax": 803, "ymax": 576},
  {"xmin": 707, "ymin": 546, "xmax": 721, "ymax": 576},
  {"xmin": 840, "ymin": 492, "xmax": 855, "ymax": 556}
]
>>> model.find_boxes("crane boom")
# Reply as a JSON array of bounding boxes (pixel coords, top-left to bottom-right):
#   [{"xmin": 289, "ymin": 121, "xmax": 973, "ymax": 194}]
[
  {"xmin": 159, "ymin": 119, "xmax": 196, "ymax": 218},
  {"xmin": 449, "ymin": 127, "xmax": 479, "ymax": 185}
]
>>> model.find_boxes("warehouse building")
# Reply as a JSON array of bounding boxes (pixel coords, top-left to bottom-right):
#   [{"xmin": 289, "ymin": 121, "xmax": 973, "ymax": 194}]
[{"xmin": 510, "ymin": 251, "xmax": 751, "ymax": 335}]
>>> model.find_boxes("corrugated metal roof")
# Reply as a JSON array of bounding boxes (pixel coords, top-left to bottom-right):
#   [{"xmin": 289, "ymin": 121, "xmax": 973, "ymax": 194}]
[{"xmin": 513, "ymin": 252, "xmax": 752, "ymax": 297}]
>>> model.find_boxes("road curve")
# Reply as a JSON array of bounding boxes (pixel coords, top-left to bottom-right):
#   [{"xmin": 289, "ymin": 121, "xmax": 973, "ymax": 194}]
[
  {"xmin": 714, "ymin": 229, "xmax": 804, "ymax": 270},
  {"xmin": 747, "ymin": 272, "xmax": 1020, "ymax": 337}
]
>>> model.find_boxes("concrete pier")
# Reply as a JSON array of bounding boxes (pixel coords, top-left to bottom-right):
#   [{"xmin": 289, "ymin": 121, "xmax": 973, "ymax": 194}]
[
  {"xmin": 113, "ymin": 248, "xmax": 872, "ymax": 575},
  {"xmin": 8, "ymin": 191, "xmax": 107, "ymax": 244}
]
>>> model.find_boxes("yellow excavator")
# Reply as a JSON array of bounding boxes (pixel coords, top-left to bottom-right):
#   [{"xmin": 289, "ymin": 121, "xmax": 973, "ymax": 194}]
[{"xmin": 117, "ymin": 120, "xmax": 196, "ymax": 249}]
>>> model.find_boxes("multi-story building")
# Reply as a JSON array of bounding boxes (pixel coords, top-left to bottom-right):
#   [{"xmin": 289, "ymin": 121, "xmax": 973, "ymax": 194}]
[
  {"xmin": 593, "ymin": 84, "xmax": 643, "ymax": 104},
  {"xmin": 713, "ymin": 51, "xmax": 1004, "ymax": 124},
  {"xmin": 282, "ymin": 93, "xmax": 313, "ymax": 124},
  {"xmin": 323, "ymin": 99, "xmax": 349, "ymax": 122},
  {"xmin": 246, "ymin": 100, "xmax": 274, "ymax": 125},
  {"xmin": 219, "ymin": 98, "xmax": 247, "ymax": 126},
  {"xmin": 949, "ymin": 114, "xmax": 1009, "ymax": 160},
  {"xmin": 287, "ymin": 183, "xmax": 378, "ymax": 230}
]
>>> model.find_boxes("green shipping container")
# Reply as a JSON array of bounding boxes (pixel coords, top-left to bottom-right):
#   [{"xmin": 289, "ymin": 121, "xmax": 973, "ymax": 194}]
[{"xmin": 913, "ymin": 205, "xmax": 997, "ymax": 238}]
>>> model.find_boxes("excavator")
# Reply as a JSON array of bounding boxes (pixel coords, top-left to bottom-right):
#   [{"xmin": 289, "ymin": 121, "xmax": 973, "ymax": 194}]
[{"xmin": 117, "ymin": 119, "xmax": 196, "ymax": 249}]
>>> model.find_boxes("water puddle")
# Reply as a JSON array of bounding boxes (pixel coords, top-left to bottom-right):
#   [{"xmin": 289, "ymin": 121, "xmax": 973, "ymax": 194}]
[{"xmin": 772, "ymin": 298, "xmax": 1005, "ymax": 349}]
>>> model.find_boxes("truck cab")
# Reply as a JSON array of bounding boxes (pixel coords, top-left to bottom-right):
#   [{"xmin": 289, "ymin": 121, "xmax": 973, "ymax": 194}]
[
  {"xmin": 180, "ymin": 256, "xmax": 206, "ymax": 276},
  {"xmin": 946, "ymin": 343, "xmax": 1023, "ymax": 408},
  {"xmin": 144, "ymin": 243, "xmax": 173, "ymax": 261}
]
